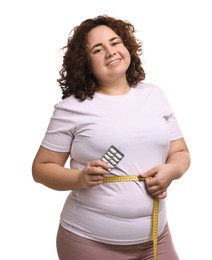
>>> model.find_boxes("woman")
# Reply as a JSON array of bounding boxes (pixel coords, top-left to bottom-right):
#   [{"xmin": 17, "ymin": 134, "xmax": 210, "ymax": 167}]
[{"xmin": 32, "ymin": 15, "xmax": 190, "ymax": 260}]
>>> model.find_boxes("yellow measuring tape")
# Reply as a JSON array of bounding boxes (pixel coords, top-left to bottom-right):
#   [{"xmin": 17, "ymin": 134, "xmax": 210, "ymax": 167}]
[{"xmin": 103, "ymin": 175, "xmax": 159, "ymax": 260}]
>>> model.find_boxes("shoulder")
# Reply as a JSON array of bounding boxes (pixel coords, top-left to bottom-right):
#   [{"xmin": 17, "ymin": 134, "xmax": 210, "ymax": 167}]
[
  {"xmin": 55, "ymin": 95, "xmax": 79, "ymax": 108},
  {"xmin": 53, "ymin": 95, "xmax": 95, "ymax": 115},
  {"xmin": 54, "ymin": 95, "xmax": 90, "ymax": 111},
  {"xmin": 135, "ymin": 82, "xmax": 162, "ymax": 92},
  {"xmin": 134, "ymin": 82, "xmax": 166, "ymax": 98}
]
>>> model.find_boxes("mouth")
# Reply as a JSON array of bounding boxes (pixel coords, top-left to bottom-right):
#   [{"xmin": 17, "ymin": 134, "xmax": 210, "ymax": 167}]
[{"xmin": 106, "ymin": 58, "xmax": 121, "ymax": 67}]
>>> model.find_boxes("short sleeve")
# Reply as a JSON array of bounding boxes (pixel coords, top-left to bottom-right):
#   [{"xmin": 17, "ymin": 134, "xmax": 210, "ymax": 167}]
[
  {"xmin": 41, "ymin": 102, "xmax": 76, "ymax": 152},
  {"xmin": 152, "ymin": 84, "xmax": 183, "ymax": 141},
  {"xmin": 165, "ymin": 114, "xmax": 183, "ymax": 141}
]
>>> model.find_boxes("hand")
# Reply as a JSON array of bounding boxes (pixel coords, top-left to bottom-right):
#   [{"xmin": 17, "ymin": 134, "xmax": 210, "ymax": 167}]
[
  {"xmin": 79, "ymin": 160, "xmax": 110, "ymax": 189},
  {"xmin": 140, "ymin": 164, "xmax": 175, "ymax": 199}
]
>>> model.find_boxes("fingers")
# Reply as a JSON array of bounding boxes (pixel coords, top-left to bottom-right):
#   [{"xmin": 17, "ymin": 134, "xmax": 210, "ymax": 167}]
[
  {"xmin": 144, "ymin": 177, "xmax": 167, "ymax": 198},
  {"xmin": 81, "ymin": 160, "xmax": 110, "ymax": 188},
  {"xmin": 157, "ymin": 190, "xmax": 167, "ymax": 199},
  {"xmin": 90, "ymin": 174, "xmax": 104, "ymax": 183},
  {"xmin": 88, "ymin": 160, "xmax": 110, "ymax": 172},
  {"xmin": 141, "ymin": 167, "xmax": 158, "ymax": 178}
]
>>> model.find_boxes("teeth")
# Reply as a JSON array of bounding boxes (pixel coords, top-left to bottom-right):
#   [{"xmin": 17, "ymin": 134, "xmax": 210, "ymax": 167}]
[
  {"xmin": 107, "ymin": 59, "xmax": 120, "ymax": 66},
  {"xmin": 110, "ymin": 60, "xmax": 118, "ymax": 65}
]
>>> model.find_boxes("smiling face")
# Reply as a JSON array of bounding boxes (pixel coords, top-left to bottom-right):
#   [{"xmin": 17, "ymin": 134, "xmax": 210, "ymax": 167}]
[{"xmin": 86, "ymin": 25, "xmax": 131, "ymax": 88}]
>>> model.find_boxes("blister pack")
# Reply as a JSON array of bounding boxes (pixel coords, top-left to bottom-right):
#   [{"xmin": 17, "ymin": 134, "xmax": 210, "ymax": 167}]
[{"xmin": 101, "ymin": 145, "xmax": 124, "ymax": 171}]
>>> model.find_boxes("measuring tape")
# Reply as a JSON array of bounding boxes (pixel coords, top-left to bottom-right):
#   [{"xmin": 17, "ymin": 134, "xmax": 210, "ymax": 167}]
[{"xmin": 103, "ymin": 175, "xmax": 159, "ymax": 260}]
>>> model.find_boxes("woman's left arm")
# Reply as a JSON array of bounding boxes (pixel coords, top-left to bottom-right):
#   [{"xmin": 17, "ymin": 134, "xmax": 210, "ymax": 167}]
[{"xmin": 141, "ymin": 138, "xmax": 191, "ymax": 199}]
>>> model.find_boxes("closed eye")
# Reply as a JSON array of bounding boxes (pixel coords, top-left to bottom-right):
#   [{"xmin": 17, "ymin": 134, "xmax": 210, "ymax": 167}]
[
  {"xmin": 92, "ymin": 47, "xmax": 104, "ymax": 54},
  {"xmin": 112, "ymin": 40, "xmax": 123, "ymax": 46}
]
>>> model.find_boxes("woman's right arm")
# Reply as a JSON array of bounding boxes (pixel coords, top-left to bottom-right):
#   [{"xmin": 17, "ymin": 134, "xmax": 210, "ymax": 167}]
[{"xmin": 32, "ymin": 146, "xmax": 109, "ymax": 191}]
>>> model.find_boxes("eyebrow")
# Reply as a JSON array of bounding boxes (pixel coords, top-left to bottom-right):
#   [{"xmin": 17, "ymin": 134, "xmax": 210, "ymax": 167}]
[{"xmin": 89, "ymin": 36, "xmax": 121, "ymax": 52}]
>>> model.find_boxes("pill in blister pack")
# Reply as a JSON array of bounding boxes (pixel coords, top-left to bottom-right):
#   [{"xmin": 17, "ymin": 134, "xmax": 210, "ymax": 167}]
[{"xmin": 101, "ymin": 145, "xmax": 124, "ymax": 171}]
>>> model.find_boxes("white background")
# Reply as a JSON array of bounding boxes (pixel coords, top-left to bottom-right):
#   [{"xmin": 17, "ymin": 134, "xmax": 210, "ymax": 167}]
[{"xmin": 0, "ymin": 0, "xmax": 211, "ymax": 259}]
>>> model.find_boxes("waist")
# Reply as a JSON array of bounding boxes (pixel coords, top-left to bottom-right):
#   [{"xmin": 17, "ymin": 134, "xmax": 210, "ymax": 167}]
[
  {"xmin": 60, "ymin": 202, "xmax": 166, "ymax": 245},
  {"xmin": 70, "ymin": 180, "xmax": 158, "ymax": 218}
]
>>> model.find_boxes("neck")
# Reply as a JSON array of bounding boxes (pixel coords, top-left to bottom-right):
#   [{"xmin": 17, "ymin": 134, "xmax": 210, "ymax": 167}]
[{"xmin": 97, "ymin": 81, "xmax": 130, "ymax": 96}]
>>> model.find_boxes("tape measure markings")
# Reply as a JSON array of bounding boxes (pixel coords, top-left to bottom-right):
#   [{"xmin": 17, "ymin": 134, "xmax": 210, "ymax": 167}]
[{"xmin": 103, "ymin": 175, "xmax": 159, "ymax": 260}]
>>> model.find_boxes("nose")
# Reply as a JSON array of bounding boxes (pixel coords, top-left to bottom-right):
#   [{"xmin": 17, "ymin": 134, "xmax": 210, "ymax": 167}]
[{"xmin": 106, "ymin": 49, "xmax": 116, "ymax": 59}]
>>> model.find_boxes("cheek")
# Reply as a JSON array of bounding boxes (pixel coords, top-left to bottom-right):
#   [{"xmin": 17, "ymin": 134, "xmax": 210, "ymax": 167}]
[
  {"xmin": 122, "ymin": 47, "xmax": 131, "ymax": 64},
  {"xmin": 124, "ymin": 53, "xmax": 131, "ymax": 70},
  {"xmin": 126, "ymin": 52, "xmax": 131, "ymax": 65},
  {"xmin": 88, "ymin": 58, "xmax": 101, "ymax": 74}
]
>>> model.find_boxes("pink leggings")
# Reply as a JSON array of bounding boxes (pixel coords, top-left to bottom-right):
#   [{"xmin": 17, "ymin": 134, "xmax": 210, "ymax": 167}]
[{"xmin": 56, "ymin": 223, "xmax": 179, "ymax": 260}]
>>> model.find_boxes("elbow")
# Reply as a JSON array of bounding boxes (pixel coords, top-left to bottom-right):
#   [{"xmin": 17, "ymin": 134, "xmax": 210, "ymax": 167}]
[
  {"xmin": 185, "ymin": 151, "xmax": 191, "ymax": 170},
  {"xmin": 32, "ymin": 169, "xmax": 38, "ymax": 183},
  {"xmin": 32, "ymin": 162, "xmax": 40, "ymax": 183},
  {"xmin": 178, "ymin": 151, "xmax": 191, "ymax": 177}
]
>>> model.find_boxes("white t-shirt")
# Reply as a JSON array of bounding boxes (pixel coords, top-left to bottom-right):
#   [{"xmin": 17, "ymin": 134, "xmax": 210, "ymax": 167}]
[{"xmin": 41, "ymin": 82, "xmax": 183, "ymax": 245}]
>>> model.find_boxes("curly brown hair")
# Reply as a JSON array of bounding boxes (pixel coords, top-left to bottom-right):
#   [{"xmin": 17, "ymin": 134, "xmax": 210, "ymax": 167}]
[{"xmin": 57, "ymin": 15, "xmax": 145, "ymax": 101}]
